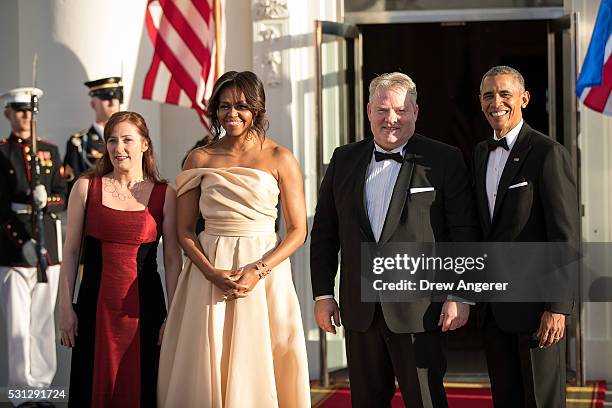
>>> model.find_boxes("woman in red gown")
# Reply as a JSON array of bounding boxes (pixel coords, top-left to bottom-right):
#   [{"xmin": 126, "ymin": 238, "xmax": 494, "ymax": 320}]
[{"xmin": 58, "ymin": 111, "xmax": 182, "ymax": 407}]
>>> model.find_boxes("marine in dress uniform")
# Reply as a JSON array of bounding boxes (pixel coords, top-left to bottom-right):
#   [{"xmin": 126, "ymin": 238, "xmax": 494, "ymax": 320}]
[
  {"xmin": 0, "ymin": 87, "xmax": 67, "ymax": 403},
  {"xmin": 63, "ymin": 77, "xmax": 122, "ymax": 192}
]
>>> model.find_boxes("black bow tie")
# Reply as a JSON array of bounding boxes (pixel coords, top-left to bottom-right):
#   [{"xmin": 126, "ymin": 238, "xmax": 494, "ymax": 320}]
[
  {"xmin": 374, "ymin": 151, "xmax": 404, "ymax": 163},
  {"xmin": 488, "ymin": 137, "xmax": 509, "ymax": 151}
]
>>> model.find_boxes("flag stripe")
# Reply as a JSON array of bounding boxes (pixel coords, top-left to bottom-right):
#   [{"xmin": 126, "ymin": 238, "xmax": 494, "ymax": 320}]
[
  {"xmin": 576, "ymin": 0, "xmax": 612, "ymax": 94},
  {"xmin": 190, "ymin": 0, "xmax": 212, "ymax": 25},
  {"xmin": 583, "ymin": 54, "xmax": 612, "ymax": 111},
  {"xmin": 142, "ymin": 53, "xmax": 161, "ymax": 100},
  {"xmin": 145, "ymin": 1, "xmax": 162, "ymax": 45},
  {"xmin": 158, "ymin": 0, "xmax": 211, "ymax": 63},
  {"xmin": 157, "ymin": 15, "xmax": 206, "ymax": 85},
  {"xmin": 152, "ymin": 61, "xmax": 172, "ymax": 103},
  {"xmin": 152, "ymin": 34, "xmax": 198, "ymax": 100},
  {"xmin": 166, "ymin": 77, "xmax": 182, "ymax": 105},
  {"xmin": 576, "ymin": 0, "xmax": 612, "ymax": 115},
  {"xmin": 178, "ymin": 89, "xmax": 191, "ymax": 107},
  {"xmin": 604, "ymin": 94, "xmax": 612, "ymax": 114},
  {"xmin": 143, "ymin": 0, "xmax": 224, "ymax": 127},
  {"xmin": 174, "ymin": 0, "xmax": 213, "ymax": 46}
]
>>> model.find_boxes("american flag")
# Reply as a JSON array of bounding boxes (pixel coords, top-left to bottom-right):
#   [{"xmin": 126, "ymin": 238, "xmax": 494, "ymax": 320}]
[
  {"xmin": 576, "ymin": 0, "xmax": 612, "ymax": 114},
  {"xmin": 142, "ymin": 0, "xmax": 224, "ymax": 127}
]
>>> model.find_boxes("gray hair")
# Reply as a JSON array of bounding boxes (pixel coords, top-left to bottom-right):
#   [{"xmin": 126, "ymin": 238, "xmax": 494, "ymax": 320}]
[
  {"xmin": 479, "ymin": 65, "xmax": 526, "ymax": 93},
  {"xmin": 368, "ymin": 72, "xmax": 417, "ymax": 105}
]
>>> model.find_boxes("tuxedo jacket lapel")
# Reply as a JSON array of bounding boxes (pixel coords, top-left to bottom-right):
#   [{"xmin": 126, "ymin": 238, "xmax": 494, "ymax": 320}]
[
  {"xmin": 492, "ymin": 125, "xmax": 533, "ymax": 223},
  {"xmin": 354, "ymin": 141, "xmax": 376, "ymax": 242},
  {"xmin": 474, "ymin": 143, "xmax": 492, "ymax": 233},
  {"xmin": 378, "ymin": 152, "xmax": 415, "ymax": 246}
]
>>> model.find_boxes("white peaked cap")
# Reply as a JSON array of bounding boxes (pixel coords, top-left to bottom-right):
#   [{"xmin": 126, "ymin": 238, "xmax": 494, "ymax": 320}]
[{"xmin": 1, "ymin": 87, "xmax": 44, "ymax": 107}]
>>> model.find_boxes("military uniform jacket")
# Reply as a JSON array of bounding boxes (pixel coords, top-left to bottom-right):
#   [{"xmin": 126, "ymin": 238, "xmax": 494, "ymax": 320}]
[
  {"xmin": 63, "ymin": 125, "xmax": 105, "ymax": 191},
  {"xmin": 0, "ymin": 133, "xmax": 67, "ymax": 266}
]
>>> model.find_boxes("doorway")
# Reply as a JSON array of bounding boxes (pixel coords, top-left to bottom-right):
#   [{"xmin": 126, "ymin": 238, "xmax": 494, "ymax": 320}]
[
  {"xmin": 315, "ymin": 12, "xmax": 579, "ymax": 383},
  {"xmin": 357, "ymin": 19, "xmax": 564, "ymax": 380},
  {"xmin": 359, "ymin": 20, "xmax": 551, "ymax": 166}
]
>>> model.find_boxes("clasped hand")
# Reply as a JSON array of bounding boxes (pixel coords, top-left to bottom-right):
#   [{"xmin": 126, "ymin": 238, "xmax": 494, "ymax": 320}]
[
  {"xmin": 209, "ymin": 263, "xmax": 261, "ymax": 301},
  {"xmin": 438, "ymin": 301, "xmax": 470, "ymax": 332}
]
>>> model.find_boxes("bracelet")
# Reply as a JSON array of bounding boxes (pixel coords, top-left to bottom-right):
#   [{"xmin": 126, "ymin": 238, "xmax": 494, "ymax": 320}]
[{"xmin": 255, "ymin": 260, "xmax": 272, "ymax": 280}]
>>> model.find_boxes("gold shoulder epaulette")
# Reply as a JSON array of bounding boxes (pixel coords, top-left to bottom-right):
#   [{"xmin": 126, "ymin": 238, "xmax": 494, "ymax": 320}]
[{"xmin": 71, "ymin": 129, "xmax": 88, "ymax": 139}]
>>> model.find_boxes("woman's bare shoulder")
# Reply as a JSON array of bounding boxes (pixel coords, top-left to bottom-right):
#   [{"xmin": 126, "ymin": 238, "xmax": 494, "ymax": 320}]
[
  {"xmin": 183, "ymin": 146, "xmax": 213, "ymax": 170},
  {"xmin": 67, "ymin": 177, "xmax": 91, "ymax": 208},
  {"xmin": 268, "ymin": 141, "xmax": 297, "ymax": 165}
]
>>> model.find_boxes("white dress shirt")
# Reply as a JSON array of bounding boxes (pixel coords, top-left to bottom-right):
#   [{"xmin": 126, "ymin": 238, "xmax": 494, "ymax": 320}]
[
  {"xmin": 366, "ymin": 141, "xmax": 408, "ymax": 242},
  {"xmin": 316, "ymin": 139, "xmax": 473, "ymax": 305},
  {"xmin": 486, "ymin": 120, "xmax": 523, "ymax": 220}
]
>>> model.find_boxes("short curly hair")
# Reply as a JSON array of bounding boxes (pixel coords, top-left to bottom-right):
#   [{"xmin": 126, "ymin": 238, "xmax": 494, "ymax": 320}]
[{"xmin": 479, "ymin": 65, "xmax": 525, "ymax": 94}]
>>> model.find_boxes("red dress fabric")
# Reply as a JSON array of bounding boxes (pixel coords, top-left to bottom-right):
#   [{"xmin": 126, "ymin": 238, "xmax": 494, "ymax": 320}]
[{"xmin": 68, "ymin": 177, "xmax": 167, "ymax": 407}]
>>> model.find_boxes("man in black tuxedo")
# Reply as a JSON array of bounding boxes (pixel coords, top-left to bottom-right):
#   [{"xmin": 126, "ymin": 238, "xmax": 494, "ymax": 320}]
[
  {"xmin": 310, "ymin": 72, "xmax": 480, "ymax": 407},
  {"xmin": 474, "ymin": 66, "xmax": 579, "ymax": 408}
]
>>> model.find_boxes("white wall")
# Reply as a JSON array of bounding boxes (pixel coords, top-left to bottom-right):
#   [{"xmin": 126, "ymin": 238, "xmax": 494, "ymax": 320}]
[
  {"xmin": 572, "ymin": 0, "xmax": 612, "ymax": 383},
  {"xmin": 0, "ymin": 0, "xmax": 255, "ymax": 187},
  {"xmin": 0, "ymin": 0, "xmax": 20, "ymax": 96},
  {"xmin": 1, "ymin": 0, "xmax": 161, "ymax": 159}
]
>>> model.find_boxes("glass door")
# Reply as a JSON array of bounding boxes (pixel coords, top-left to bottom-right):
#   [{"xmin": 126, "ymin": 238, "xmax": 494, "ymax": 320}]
[{"xmin": 314, "ymin": 20, "xmax": 363, "ymax": 386}]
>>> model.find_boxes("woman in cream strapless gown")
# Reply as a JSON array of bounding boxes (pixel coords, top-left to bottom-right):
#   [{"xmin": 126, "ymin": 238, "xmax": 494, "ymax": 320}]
[{"xmin": 158, "ymin": 71, "xmax": 311, "ymax": 408}]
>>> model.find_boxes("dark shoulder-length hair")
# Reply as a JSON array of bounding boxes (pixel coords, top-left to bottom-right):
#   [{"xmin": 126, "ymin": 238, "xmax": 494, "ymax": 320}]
[
  {"xmin": 84, "ymin": 111, "xmax": 165, "ymax": 183},
  {"xmin": 203, "ymin": 70, "xmax": 269, "ymax": 146}
]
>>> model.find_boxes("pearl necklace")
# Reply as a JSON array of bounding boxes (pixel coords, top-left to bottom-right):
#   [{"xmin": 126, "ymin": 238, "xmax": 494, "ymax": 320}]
[{"xmin": 103, "ymin": 176, "xmax": 147, "ymax": 201}]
